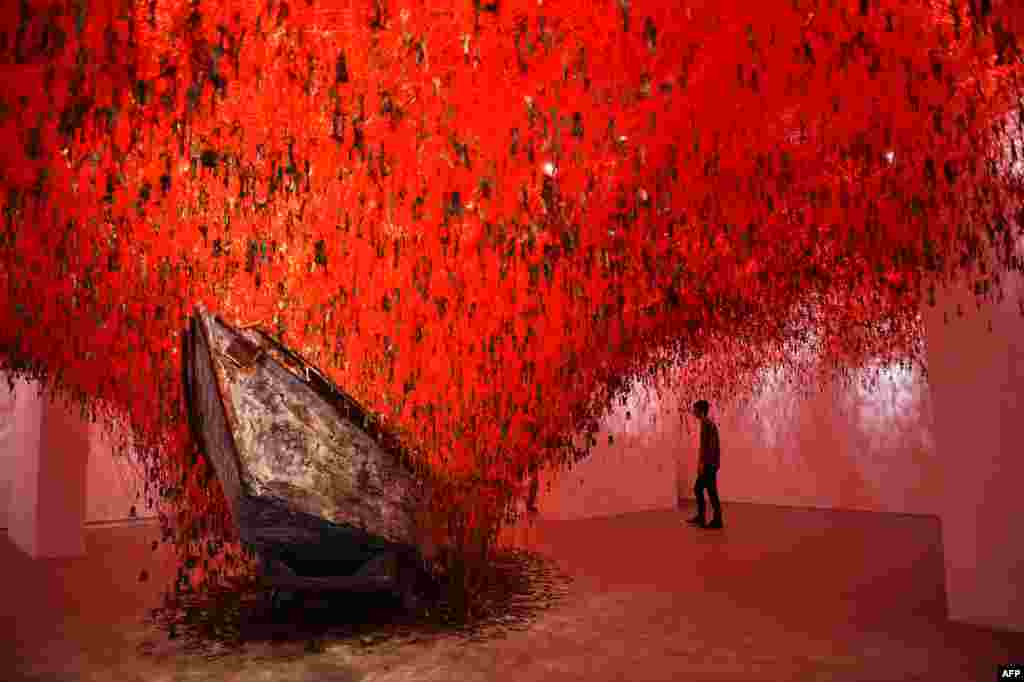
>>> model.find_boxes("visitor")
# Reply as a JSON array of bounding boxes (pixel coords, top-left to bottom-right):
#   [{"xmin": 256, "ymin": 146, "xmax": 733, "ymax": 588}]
[{"xmin": 686, "ymin": 399, "xmax": 724, "ymax": 529}]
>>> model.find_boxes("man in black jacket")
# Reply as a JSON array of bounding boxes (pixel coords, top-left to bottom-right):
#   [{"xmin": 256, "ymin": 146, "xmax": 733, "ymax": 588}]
[{"xmin": 687, "ymin": 400, "xmax": 724, "ymax": 529}]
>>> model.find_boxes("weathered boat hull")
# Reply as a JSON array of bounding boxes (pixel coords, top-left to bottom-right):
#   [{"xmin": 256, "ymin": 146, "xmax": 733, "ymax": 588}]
[{"xmin": 181, "ymin": 305, "xmax": 428, "ymax": 603}]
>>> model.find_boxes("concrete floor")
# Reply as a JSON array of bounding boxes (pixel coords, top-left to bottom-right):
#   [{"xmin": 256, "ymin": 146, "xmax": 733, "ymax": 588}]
[{"xmin": 2, "ymin": 503, "xmax": 1021, "ymax": 681}]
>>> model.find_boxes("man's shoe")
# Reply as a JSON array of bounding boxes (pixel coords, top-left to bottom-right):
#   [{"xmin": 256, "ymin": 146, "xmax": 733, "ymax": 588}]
[
  {"xmin": 703, "ymin": 519, "xmax": 723, "ymax": 529},
  {"xmin": 686, "ymin": 516, "xmax": 706, "ymax": 526}
]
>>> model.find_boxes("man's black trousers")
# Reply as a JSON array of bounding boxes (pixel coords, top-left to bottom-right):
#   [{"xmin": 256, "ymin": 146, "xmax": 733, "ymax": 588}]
[{"xmin": 694, "ymin": 465, "xmax": 722, "ymax": 522}]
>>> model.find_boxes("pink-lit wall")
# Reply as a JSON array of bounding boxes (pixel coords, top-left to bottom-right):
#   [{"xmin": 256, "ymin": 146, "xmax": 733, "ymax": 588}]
[
  {"xmin": 1, "ymin": 376, "xmax": 151, "ymax": 559},
  {"xmin": 4, "ymin": 379, "xmax": 44, "ymax": 553},
  {"xmin": 922, "ymin": 270, "xmax": 1024, "ymax": 633},
  {"xmin": 3, "ymin": 379, "xmax": 89, "ymax": 558},
  {"xmin": 536, "ymin": 387, "xmax": 680, "ymax": 521},
  {"xmin": 33, "ymin": 394, "xmax": 90, "ymax": 556},
  {"xmin": 538, "ymin": 362, "xmax": 939, "ymax": 520},
  {"xmin": 86, "ymin": 418, "xmax": 154, "ymax": 523},
  {"xmin": 536, "ymin": 267, "xmax": 1023, "ymax": 633},
  {"xmin": 0, "ymin": 378, "xmax": 16, "ymax": 529}
]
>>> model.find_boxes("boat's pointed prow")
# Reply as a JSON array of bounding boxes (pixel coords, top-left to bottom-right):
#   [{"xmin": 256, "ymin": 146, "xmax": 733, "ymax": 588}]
[
  {"xmin": 182, "ymin": 304, "xmax": 248, "ymax": 524},
  {"xmin": 183, "ymin": 305, "xmax": 427, "ymax": 553}
]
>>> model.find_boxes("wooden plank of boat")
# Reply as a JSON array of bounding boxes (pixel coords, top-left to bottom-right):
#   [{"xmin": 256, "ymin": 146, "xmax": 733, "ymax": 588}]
[
  {"xmin": 182, "ymin": 304, "xmax": 428, "ymax": 570},
  {"xmin": 260, "ymin": 551, "xmax": 399, "ymax": 593}
]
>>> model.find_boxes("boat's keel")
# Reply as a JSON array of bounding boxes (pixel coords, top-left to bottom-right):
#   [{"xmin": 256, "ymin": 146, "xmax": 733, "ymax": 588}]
[{"xmin": 258, "ymin": 545, "xmax": 429, "ymax": 615}]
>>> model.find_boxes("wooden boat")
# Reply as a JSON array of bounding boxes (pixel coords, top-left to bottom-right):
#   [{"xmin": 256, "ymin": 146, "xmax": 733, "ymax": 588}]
[{"xmin": 181, "ymin": 304, "xmax": 430, "ymax": 609}]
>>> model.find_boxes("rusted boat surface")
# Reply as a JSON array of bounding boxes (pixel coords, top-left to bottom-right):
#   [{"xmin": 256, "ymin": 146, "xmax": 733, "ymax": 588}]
[{"xmin": 181, "ymin": 304, "xmax": 428, "ymax": 604}]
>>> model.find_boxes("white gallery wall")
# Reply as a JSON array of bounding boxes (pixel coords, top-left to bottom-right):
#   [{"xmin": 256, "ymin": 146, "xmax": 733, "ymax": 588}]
[
  {"xmin": 0, "ymin": 376, "xmax": 153, "ymax": 537},
  {"xmin": 0, "ymin": 378, "xmax": 16, "ymax": 529},
  {"xmin": 536, "ymin": 386, "xmax": 680, "ymax": 521},
  {"xmin": 3, "ymin": 378, "xmax": 45, "ymax": 553},
  {"xmin": 922, "ymin": 268, "xmax": 1024, "ymax": 633},
  {"xmin": 537, "ymin": 361, "xmax": 940, "ymax": 521},
  {"xmin": 537, "ymin": 265, "xmax": 1022, "ymax": 633},
  {"xmin": 86, "ymin": 418, "xmax": 153, "ymax": 523},
  {"xmin": 34, "ymin": 390, "xmax": 91, "ymax": 557}
]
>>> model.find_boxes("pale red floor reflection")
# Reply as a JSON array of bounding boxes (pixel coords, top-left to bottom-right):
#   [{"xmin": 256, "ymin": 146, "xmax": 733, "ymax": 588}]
[{"xmin": 3, "ymin": 504, "xmax": 1022, "ymax": 681}]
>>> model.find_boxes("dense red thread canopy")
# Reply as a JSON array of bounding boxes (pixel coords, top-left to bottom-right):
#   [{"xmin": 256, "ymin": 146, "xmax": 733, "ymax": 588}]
[{"xmin": 1, "ymin": 0, "xmax": 1023, "ymax": 574}]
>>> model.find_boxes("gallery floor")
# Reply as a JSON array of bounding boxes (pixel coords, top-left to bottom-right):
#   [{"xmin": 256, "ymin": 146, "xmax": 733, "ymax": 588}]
[{"xmin": 3, "ymin": 502, "xmax": 1021, "ymax": 681}]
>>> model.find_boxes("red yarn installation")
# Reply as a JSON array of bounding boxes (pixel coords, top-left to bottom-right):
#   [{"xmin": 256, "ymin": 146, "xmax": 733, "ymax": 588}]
[{"xmin": 1, "ymin": 0, "xmax": 1022, "ymax": 584}]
